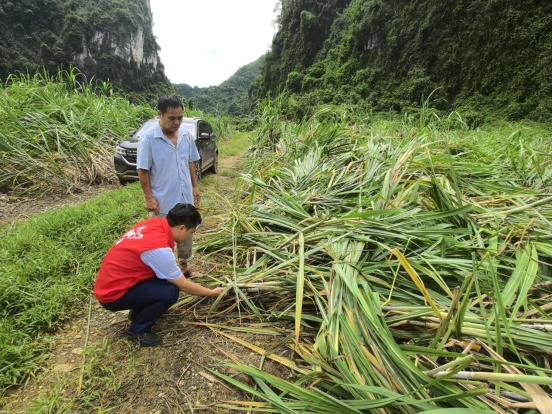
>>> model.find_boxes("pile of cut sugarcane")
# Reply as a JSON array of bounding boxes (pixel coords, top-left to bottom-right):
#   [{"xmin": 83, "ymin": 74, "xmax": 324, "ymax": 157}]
[{"xmin": 201, "ymin": 109, "xmax": 552, "ymax": 413}]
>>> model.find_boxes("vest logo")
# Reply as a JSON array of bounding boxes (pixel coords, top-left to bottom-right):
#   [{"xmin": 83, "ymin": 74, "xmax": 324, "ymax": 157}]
[{"xmin": 116, "ymin": 225, "xmax": 147, "ymax": 244}]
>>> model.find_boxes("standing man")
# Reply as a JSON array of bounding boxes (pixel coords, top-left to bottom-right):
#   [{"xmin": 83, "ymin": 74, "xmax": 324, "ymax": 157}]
[
  {"xmin": 95, "ymin": 204, "xmax": 223, "ymax": 347},
  {"xmin": 137, "ymin": 96, "xmax": 201, "ymax": 268}
]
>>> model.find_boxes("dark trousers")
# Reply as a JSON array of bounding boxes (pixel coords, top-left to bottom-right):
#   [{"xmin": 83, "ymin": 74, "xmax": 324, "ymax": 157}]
[{"xmin": 101, "ymin": 279, "xmax": 180, "ymax": 334}]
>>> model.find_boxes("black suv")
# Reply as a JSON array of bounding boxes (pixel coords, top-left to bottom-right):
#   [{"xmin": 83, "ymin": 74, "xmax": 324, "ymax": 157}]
[{"xmin": 114, "ymin": 117, "xmax": 219, "ymax": 185}]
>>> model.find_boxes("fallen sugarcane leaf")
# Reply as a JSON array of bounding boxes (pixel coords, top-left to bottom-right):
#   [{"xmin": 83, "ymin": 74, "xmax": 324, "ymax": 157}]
[{"xmin": 208, "ymin": 327, "xmax": 309, "ymax": 374}]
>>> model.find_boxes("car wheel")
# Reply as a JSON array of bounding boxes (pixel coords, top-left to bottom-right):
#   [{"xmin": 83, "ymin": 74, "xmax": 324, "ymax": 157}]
[
  {"xmin": 118, "ymin": 177, "xmax": 129, "ymax": 186},
  {"xmin": 209, "ymin": 152, "xmax": 219, "ymax": 174}
]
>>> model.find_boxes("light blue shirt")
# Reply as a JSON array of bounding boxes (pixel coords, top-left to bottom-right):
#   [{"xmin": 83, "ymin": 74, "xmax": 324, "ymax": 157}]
[
  {"xmin": 140, "ymin": 248, "xmax": 183, "ymax": 280},
  {"xmin": 137, "ymin": 122, "xmax": 200, "ymax": 214}
]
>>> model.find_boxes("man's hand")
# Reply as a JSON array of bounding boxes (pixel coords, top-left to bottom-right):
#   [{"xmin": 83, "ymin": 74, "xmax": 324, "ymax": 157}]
[
  {"xmin": 146, "ymin": 196, "xmax": 160, "ymax": 215},
  {"xmin": 193, "ymin": 187, "xmax": 202, "ymax": 207},
  {"xmin": 170, "ymin": 277, "xmax": 225, "ymax": 298},
  {"xmin": 138, "ymin": 170, "xmax": 159, "ymax": 214},
  {"xmin": 210, "ymin": 287, "xmax": 225, "ymax": 297}
]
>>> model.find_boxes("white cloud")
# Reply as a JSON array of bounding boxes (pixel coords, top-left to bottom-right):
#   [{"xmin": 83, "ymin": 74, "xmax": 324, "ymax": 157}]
[{"xmin": 150, "ymin": 0, "xmax": 279, "ymax": 87}]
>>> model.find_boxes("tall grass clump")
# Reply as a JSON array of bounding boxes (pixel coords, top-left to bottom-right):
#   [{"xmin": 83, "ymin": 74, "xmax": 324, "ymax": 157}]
[
  {"xmin": 0, "ymin": 185, "xmax": 145, "ymax": 395},
  {"xmin": 207, "ymin": 114, "xmax": 234, "ymax": 141},
  {"xmin": 0, "ymin": 69, "xmax": 155, "ymax": 195},
  {"xmin": 201, "ymin": 104, "xmax": 552, "ymax": 413}
]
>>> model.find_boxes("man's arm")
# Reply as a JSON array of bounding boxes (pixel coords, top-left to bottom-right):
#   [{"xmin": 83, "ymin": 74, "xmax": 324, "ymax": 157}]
[
  {"xmin": 138, "ymin": 169, "xmax": 159, "ymax": 214},
  {"xmin": 189, "ymin": 163, "xmax": 202, "ymax": 206},
  {"xmin": 141, "ymin": 248, "xmax": 223, "ymax": 297},
  {"xmin": 170, "ymin": 276, "xmax": 223, "ymax": 297},
  {"xmin": 136, "ymin": 136, "xmax": 159, "ymax": 214}
]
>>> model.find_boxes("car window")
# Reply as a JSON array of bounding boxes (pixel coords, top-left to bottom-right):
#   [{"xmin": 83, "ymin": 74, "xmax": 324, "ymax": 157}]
[
  {"xmin": 181, "ymin": 121, "xmax": 196, "ymax": 139},
  {"xmin": 198, "ymin": 122, "xmax": 212, "ymax": 137}
]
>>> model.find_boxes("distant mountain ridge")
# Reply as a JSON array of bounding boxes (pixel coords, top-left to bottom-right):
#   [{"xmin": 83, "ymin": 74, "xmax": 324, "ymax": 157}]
[{"xmin": 176, "ymin": 55, "xmax": 265, "ymax": 116}]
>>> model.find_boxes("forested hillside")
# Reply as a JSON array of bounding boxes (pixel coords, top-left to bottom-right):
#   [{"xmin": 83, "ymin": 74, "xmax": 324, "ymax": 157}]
[
  {"xmin": 259, "ymin": 0, "xmax": 552, "ymax": 120},
  {"xmin": 0, "ymin": 0, "xmax": 169, "ymax": 93},
  {"xmin": 176, "ymin": 55, "xmax": 265, "ymax": 116}
]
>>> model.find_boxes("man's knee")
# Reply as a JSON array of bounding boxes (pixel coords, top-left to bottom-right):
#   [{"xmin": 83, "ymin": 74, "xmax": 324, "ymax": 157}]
[{"xmin": 166, "ymin": 283, "xmax": 180, "ymax": 304}]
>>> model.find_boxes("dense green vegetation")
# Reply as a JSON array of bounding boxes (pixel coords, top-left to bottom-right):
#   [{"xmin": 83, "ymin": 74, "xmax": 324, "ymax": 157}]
[
  {"xmin": 176, "ymin": 55, "xmax": 265, "ymax": 116},
  {"xmin": 0, "ymin": 185, "xmax": 146, "ymax": 393},
  {"xmin": 201, "ymin": 105, "xmax": 552, "ymax": 412},
  {"xmin": 0, "ymin": 0, "xmax": 169, "ymax": 94},
  {"xmin": 259, "ymin": 0, "xmax": 552, "ymax": 121},
  {"xmin": 0, "ymin": 71, "xmax": 155, "ymax": 195},
  {"xmin": 0, "ymin": 70, "xmax": 237, "ymax": 196}
]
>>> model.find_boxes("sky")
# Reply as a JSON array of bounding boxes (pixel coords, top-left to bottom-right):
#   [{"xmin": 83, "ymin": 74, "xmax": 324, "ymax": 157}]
[{"xmin": 150, "ymin": 0, "xmax": 279, "ymax": 87}]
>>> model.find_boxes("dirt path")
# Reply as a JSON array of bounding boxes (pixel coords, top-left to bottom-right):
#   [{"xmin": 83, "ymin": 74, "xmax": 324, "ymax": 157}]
[
  {"xmin": 1, "ymin": 138, "xmax": 290, "ymax": 413},
  {"xmin": 0, "ymin": 183, "xmax": 119, "ymax": 226}
]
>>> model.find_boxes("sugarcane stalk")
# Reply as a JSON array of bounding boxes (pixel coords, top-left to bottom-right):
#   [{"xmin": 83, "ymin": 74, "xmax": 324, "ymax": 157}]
[{"xmin": 436, "ymin": 371, "xmax": 552, "ymax": 385}]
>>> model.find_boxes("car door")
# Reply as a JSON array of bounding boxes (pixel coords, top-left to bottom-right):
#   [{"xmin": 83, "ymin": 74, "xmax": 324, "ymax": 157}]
[{"xmin": 197, "ymin": 121, "xmax": 215, "ymax": 169}]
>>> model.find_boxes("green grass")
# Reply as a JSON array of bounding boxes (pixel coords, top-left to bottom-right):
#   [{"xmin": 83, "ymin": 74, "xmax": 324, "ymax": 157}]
[
  {"xmin": 219, "ymin": 130, "xmax": 252, "ymax": 157},
  {"xmin": 0, "ymin": 185, "xmax": 146, "ymax": 394}
]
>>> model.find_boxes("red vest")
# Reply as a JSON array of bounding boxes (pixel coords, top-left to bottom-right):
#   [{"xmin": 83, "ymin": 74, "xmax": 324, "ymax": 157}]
[{"xmin": 95, "ymin": 217, "xmax": 175, "ymax": 303}]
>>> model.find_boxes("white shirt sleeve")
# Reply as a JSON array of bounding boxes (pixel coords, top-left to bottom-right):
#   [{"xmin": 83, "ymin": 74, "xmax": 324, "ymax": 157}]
[
  {"xmin": 137, "ymin": 135, "xmax": 152, "ymax": 171},
  {"xmin": 140, "ymin": 248, "xmax": 184, "ymax": 280}
]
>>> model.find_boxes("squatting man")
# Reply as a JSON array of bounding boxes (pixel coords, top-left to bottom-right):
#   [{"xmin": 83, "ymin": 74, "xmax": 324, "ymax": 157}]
[{"xmin": 94, "ymin": 203, "xmax": 224, "ymax": 347}]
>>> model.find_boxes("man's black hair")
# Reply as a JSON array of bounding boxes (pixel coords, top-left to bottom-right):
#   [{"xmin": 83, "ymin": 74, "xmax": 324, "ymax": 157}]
[
  {"xmin": 167, "ymin": 203, "xmax": 202, "ymax": 229},
  {"xmin": 157, "ymin": 95, "xmax": 184, "ymax": 114}
]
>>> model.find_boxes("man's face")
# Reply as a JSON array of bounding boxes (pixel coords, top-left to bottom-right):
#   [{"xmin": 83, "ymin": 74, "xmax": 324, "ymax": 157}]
[
  {"xmin": 172, "ymin": 224, "xmax": 197, "ymax": 243},
  {"xmin": 159, "ymin": 107, "xmax": 184, "ymax": 134}
]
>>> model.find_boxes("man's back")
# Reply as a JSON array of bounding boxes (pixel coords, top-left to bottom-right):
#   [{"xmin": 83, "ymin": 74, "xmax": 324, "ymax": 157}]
[{"xmin": 95, "ymin": 217, "xmax": 175, "ymax": 303}]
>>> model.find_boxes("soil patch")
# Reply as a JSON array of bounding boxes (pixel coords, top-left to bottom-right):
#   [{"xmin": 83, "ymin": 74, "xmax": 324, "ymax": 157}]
[{"xmin": 0, "ymin": 183, "xmax": 119, "ymax": 226}]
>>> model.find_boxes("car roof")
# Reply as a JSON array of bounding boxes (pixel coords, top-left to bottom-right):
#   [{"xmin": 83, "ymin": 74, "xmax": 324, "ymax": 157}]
[
  {"xmin": 182, "ymin": 117, "xmax": 202, "ymax": 123},
  {"xmin": 130, "ymin": 117, "xmax": 208, "ymax": 141},
  {"xmin": 143, "ymin": 117, "xmax": 204, "ymax": 124}
]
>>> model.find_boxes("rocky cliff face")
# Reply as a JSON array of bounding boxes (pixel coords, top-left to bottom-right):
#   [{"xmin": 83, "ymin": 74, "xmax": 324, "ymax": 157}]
[
  {"xmin": 75, "ymin": 28, "xmax": 161, "ymax": 70},
  {"xmin": 0, "ymin": 0, "xmax": 169, "ymax": 93}
]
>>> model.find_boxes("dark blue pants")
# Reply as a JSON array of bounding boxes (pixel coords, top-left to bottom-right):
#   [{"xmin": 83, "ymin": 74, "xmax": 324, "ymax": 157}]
[{"xmin": 101, "ymin": 279, "xmax": 180, "ymax": 334}]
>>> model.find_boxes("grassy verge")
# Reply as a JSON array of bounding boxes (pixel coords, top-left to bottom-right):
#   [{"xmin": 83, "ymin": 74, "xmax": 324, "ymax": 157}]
[
  {"xmin": 23, "ymin": 342, "xmax": 139, "ymax": 414},
  {"xmin": 219, "ymin": 131, "xmax": 252, "ymax": 157},
  {"xmin": 0, "ymin": 185, "xmax": 146, "ymax": 394}
]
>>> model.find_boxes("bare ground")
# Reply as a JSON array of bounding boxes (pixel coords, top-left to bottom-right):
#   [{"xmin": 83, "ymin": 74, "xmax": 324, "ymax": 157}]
[
  {"xmin": 0, "ymin": 183, "xmax": 119, "ymax": 226},
  {"xmin": 2, "ymin": 148, "xmax": 292, "ymax": 413}
]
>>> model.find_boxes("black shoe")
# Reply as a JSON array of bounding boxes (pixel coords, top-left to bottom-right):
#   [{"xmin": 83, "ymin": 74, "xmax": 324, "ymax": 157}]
[{"xmin": 126, "ymin": 331, "xmax": 162, "ymax": 347}]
